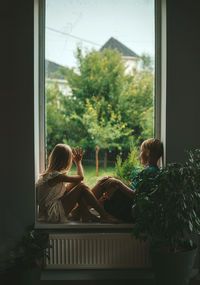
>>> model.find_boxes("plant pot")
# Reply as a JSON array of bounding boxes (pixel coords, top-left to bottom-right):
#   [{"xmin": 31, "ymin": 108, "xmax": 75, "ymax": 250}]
[{"xmin": 150, "ymin": 247, "xmax": 197, "ymax": 285}]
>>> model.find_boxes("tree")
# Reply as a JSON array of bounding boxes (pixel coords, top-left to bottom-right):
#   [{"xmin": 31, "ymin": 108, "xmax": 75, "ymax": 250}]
[
  {"xmin": 46, "ymin": 47, "xmax": 154, "ymax": 167},
  {"xmin": 118, "ymin": 67, "xmax": 154, "ymax": 145},
  {"xmin": 59, "ymin": 47, "xmax": 127, "ymax": 116},
  {"xmin": 46, "ymin": 83, "xmax": 88, "ymax": 154},
  {"xmin": 139, "ymin": 53, "xmax": 154, "ymax": 73},
  {"xmin": 58, "ymin": 48, "xmax": 133, "ymax": 166},
  {"xmin": 82, "ymin": 98, "xmax": 131, "ymax": 170},
  {"xmin": 46, "ymin": 84, "xmax": 66, "ymax": 155}
]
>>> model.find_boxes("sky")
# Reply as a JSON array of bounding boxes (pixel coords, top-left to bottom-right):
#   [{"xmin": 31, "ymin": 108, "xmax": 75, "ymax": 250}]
[{"xmin": 45, "ymin": 0, "xmax": 154, "ymax": 68}]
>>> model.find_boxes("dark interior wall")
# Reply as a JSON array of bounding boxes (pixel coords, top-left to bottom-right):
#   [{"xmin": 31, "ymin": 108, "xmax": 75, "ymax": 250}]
[
  {"xmin": 166, "ymin": 0, "xmax": 200, "ymax": 162},
  {"xmin": 0, "ymin": 0, "xmax": 35, "ymax": 255}
]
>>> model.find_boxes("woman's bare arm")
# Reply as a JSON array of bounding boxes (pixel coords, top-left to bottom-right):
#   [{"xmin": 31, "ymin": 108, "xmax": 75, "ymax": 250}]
[
  {"xmin": 48, "ymin": 173, "xmax": 83, "ymax": 187},
  {"xmin": 65, "ymin": 146, "xmax": 85, "ymax": 190}
]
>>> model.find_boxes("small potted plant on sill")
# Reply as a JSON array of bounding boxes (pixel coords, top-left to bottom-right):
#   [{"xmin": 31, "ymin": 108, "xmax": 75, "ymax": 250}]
[
  {"xmin": 0, "ymin": 225, "xmax": 50, "ymax": 285},
  {"xmin": 132, "ymin": 153, "xmax": 200, "ymax": 285}
]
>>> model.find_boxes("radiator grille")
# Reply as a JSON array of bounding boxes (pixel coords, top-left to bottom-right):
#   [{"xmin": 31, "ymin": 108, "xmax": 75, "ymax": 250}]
[{"xmin": 45, "ymin": 233, "xmax": 151, "ymax": 269}]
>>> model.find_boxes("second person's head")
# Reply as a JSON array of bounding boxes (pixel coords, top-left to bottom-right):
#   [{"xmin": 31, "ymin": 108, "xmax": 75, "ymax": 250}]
[{"xmin": 140, "ymin": 138, "xmax": 163, "ymax": 166}]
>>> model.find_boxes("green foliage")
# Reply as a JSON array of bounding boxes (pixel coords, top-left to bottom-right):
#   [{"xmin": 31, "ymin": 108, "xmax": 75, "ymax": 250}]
[
  {"xmin": 61, "ymin": 48, "xmax": 130, "ymax": 148},
  {"xmin": 46, "ymin": 47, "xmax": 154, "ymax": 159},
  {"xmin": 132, "ymin": 151, "xmax": 200, "ymax": 252},
  {"xmin": 187, "ymin": 148, "xmax": 200, "ymax": 186},
  {"xmin": 139, "ymin": 53, "xmax": 154, "ymax": 73},
  {"xmin": 81, "ymin": 97, "xmax": 131, "ymax": 150},
  {"xmin": 46, "ymin": 84, "xmax": 66, "ymax": 152},
  {"xmin": 46, "ymin": 83, "xmax": 88, "ymax": 154},
  {"xmin": 8, "ymin": 225, "xmax": 50, "ymax": 269},
  {"xmin": 118, "ymin": 67, "xmax": 154, "ymax": 146},
  {"xmin": 65, "ymin": 48, "xmax": 126, "ymax": 107},
  {"xmin": 139, "ymin": 106, "xmax": 154, "ymax": 141},
  {"xmin": 115, "ymin": 138, "xmax": 141, "ymax": 186}
]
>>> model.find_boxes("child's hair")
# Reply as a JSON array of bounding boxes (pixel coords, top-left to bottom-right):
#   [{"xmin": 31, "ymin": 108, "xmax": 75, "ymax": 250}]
[
  {"xmin": 43, "ymin": 144, "xmax": 72, "ymax": 175},
  {"xmin": 140, "ymin": 138, "xmax": 163, "ymax": 166}
]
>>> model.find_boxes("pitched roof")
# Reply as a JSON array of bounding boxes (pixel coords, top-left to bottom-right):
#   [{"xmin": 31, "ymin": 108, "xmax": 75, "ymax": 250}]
[
  {"xmin": 45, "ymin": 60, "xmax": 65, "ymax": 79},
  {"xmin": 100, "ymin": 37, "xmax": 138, "ymax": 58}
]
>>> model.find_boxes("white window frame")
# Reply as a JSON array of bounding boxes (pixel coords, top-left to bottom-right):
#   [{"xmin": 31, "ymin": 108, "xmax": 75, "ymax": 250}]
[
  {"xmin": 34, "ymin": 0, "xmax": 166, "ymax": 228},
  {"xmin": 34, "ymin": 0, "xmax": 46, "ymax": 182}
]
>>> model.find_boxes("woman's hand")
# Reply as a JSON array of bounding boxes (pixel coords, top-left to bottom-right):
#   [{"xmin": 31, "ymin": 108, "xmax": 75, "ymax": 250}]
[{"xmin": 72, "ymin": 146, "xmax": 85, "ymax": 164}]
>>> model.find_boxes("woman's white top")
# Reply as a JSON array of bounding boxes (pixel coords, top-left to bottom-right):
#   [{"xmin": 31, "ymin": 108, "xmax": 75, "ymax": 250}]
[{"xmin": 36, "ymin": 171, "xmax": 68, "ymax": 223}]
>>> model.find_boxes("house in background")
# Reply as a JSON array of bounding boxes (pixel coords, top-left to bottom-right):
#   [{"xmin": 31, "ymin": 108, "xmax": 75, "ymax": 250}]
[
  {"xmin": 45, "ymin": 37, "xmax": 139, "ymax": 94},
  {"xmin": 45, "ymin": 60, "xmax": 64, "ymax": 79},
  {"xmin": 45, "ymin": 59, "xmax": 70, "ymax": 96},
  {"xmin": 100, "ymin": 37, "xmax": 139, "ymax": 74}
]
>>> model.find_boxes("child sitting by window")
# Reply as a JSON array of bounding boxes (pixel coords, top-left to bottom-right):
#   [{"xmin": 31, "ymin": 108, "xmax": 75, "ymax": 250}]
[
  {"xmin": 91, "ymin": 138, "xmax": 163, "ymax": 223},
  {"xmin": 36, "ymin": 144, "xmax": 117, "ymax": 223}
]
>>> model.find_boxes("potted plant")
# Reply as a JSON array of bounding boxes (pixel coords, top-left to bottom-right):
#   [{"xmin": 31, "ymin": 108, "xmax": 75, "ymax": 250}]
[
  {"xmin": 132, "ymin": 153, "xmax": 200, "ymax": 285},
  {"xmin": 0, "ymin": 225, "xmax": 50, "ymax": 285}
]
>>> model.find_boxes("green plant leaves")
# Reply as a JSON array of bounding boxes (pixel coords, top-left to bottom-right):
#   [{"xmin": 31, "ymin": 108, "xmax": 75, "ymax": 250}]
[
  {"xmin": 115, "ymin": 137, "xmax": 140, "ymax": 186},
  {"xmin": 8, "ymin": 225, "xmax": 50, "ymax": 269},
  {"xmin": 131, "ymin": 151, "xmax": 200, "ymax": 251}
]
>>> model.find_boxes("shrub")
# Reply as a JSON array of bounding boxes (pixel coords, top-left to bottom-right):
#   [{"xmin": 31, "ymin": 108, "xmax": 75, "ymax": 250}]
[{"xmin": 115, "ymin": 139, "xmax": 141, "ymax": 186}]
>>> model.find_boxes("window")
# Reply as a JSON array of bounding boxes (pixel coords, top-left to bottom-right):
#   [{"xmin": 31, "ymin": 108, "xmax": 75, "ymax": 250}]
[{"xmin": 34, "ymin": 0, "xmax": 166, "ymax": 228}]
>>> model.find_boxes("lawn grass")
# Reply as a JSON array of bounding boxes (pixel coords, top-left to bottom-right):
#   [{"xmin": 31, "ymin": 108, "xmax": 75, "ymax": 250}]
[{"xmin": 70, "ymin": 165, "xmax": 116, "ymax": 188}]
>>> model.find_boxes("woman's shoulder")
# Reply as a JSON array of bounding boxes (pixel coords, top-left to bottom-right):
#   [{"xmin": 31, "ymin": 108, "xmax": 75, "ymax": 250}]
[
  {"xmin": 36, "ymin": 171, "xmax": 62, "ymax": 186},
  {"xmin": 47, "ymin": 171, "xmax": 63, "ymax": 178}
]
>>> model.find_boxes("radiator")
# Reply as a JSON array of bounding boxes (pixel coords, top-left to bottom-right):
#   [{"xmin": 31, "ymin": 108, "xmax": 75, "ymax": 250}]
[{"xmin": 45, "ymin": 233, "xmax": 151, "ymax": 269}]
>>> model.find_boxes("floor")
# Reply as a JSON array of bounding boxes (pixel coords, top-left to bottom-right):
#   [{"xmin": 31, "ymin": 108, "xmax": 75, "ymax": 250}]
[
  {"xmin": 39, "ymin": 269, "xmax": 200, "ymax": 285},
  {"xmin": 1, "ymin": 269, "xmax": 200, "ymax": 285},
  {"xmin": 39, "ymin": 279, "xmax": 200, "ymax": 285},
  {"xmin": 1, "ymin": 274, "xmax": 200, "ymax": 285}
]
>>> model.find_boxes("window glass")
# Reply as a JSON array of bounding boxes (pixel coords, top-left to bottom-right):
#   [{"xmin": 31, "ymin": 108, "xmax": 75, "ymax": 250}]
[{"xmin": 43, "ymin": 0, "xmax": 155, "ymax": 225}]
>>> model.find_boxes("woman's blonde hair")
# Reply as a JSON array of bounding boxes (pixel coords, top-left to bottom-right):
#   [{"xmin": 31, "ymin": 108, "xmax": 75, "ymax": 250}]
[
  {"xmin": 43, "ymin": 144, "xmax": 72, "ymax": 175},
  {"xmin": 140, "ymin": 138, "xmax": 163, "ymax": 166}
]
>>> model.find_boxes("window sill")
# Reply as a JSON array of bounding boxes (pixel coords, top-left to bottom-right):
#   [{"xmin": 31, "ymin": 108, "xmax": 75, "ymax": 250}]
[{"xmin": 35, "ymin": 221, "xmax": 133, "ymax": 230}]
